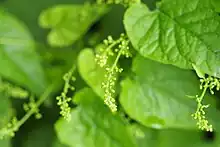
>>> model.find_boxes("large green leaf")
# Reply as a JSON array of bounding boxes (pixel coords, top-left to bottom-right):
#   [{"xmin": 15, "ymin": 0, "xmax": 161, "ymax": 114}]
[
  {"xmin": 120, "ymin": 55, "xmax": 220, "ymax": 130},
  {"xmin": 131, "ymin": 124, "xmax": 219, "ymax": 147},
  {"xmin": 124, "ymin": 1, "xmax": 220, "ymax": 77},
  {"xmin": 39, "ymin": 4, "xmax": 108, "ymax": 47},
  {"xmin": 129, "ymin": 124, "xmax": 158, "ymax": 147},
  {"xmin": 0, "ymin": 10, "xmax": 47, "ymax": 94},
  {"xmin": 55, "ymin": 88, "xmax": 137, "ymax": 147},
  {"xmin": 77, "ymin": 49, "xmax": 105, "ymax": 98}
]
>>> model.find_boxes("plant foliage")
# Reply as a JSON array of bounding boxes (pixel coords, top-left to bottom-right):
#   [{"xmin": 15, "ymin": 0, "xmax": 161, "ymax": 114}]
[{"xmin": 0, "ymin": 0, "xmax": 220, "ymax": 146}]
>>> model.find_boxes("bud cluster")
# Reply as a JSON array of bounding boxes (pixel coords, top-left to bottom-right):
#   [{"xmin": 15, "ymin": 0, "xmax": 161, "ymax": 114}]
[
  {"xmin": 95, "ymin": 34, "xmax": 131, "ymax": 112},
  {"xmin": 96, "ymin": 0, "xmax": 140, "ymax": 6},
  {"xmin": 23, "ymin": 95, "xmax": 42, "ymax": 119},
  {"xmin": 0, "ymin": 81, "xmax": 28, "ymax": 99},
  {"xmin": 56, "ymin": 66, "xmax": 76, "ymax": 121},
  {"xmin": 191, "ymin": 76, "xmax": 220, "ymax": 132},
  {"xmin": 0, "ymin": 117, "xmax": 18, "ymax": 139}
]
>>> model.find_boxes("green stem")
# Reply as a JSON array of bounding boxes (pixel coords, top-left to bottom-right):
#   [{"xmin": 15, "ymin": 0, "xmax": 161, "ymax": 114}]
[
  {"xmin": 199, "ymin": 83, "xmax": 208, "ymax": 102},
  {"xmin": 195, "ymin": 82, "xmax": 208, "ymax": 113},
  {"xmin": 16, "ymin": 84, "xmax": 55, "ymax": 129},
  {"xmin": 1, "ymin": 82, "xmax": 57, "ymax": 137},
  {"xmin": 110, "ymin": 49, "xmax": 123, "ymax": 71},
  {"xmin": 103, "ymin": 38, "xmax": 122, "ymax": 55}
]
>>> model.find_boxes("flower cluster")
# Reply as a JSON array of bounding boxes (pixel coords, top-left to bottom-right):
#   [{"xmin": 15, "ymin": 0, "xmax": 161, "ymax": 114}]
[
  {"xmin": 191, "ymin": 76, "xmax": 220, "ymax": 132},
  {"xmin": 95, "ymin": 34, "xmax": 131, "ymax": 112},
  {"xmin": 0, "ymin": 81, "xmax": 28, "ymax": 99},
  {"xmin": 0, "ymin": 84, "xmax": 55, "ymax": 139},
  {"xmin": 23, "ymin": 95, "xmax": 42, "ymax": 119},
  {"xmin": 56, "ymin": 66, "xmax": 75, "ymax": 121},
  {"xmin": 96, "ymin": 0, "xmax": 140, "ymax": 6},
  {"xmin": 0, "ymin": 117, "xmax": 18, "ymax": 139},
  {"xmin": 200, "ymin": 77, "xmax": 220, "ymax": 95}
]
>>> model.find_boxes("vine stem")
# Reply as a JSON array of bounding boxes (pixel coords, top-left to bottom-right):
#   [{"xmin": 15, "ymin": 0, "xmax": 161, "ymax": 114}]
[
  {"xmin": 16, "ymin": 83, "xmax": 56, "ymax": 129},
  {"xmin": 198, "ymin": 83, "xmax": 208, "ymax": 102},
  {"xmin": 103, "ymin": 38, "xmax": 122, "ymax": 55},
  {"xmin": 195, "ymin": 82, "xmax": 208, "ymax": 113},
  {"xmin": 0, "ymin": 82, "xmax": 58, "ymax": 137},
  {"xmin": 111, "ymin": 49, "xmax": 123, "ymax": 71}
]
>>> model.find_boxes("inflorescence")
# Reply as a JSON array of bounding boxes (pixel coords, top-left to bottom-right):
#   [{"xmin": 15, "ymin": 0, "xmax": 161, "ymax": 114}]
[
  {"xmin": 0, "ymin": 81, "xmax": 28, "ymax": 99},
  {"xmin": 56, "ymin": 66, "xmax": 76, "ymax": 121},
  {"xmin": 23, "ymin": 95, "xmax": 42, "ymax": 119},
  {"xmin": 96, "ymin": 0, "xmax": 140, "ymax": 6},
  {"xmin": 0, "ymin": 117, "xmax": 18, "ymax": 139},
  {"xmin": 0, "ymin": 84, "xmax": 55, "ymax": 139},
  {"xmin": 192, "ymin": 76, "xmax": 220, "ymax": 132},
  {"xmin": 95, "ymin": 33, "xmax": 131, "ymax": 112}
]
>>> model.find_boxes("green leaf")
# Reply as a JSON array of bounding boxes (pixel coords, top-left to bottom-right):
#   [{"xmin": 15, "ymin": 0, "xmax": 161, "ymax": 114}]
[
  {"xmin": 0, "ymin": 138, "xmax": 11, "ymax": 147},
  {"xmin": 39, "ymin": 4, "xmax": 108, "ymax": 47},
  {"xmin": 22, "ymin": 124, "xmax": 55, "ymax": 147},
  {"xmin": 0, "ymin": 10, "xmax": 47, "ymax": 94},
  {"xmin": 0, "ymin": 93, "xmax": 12, "ymax": 147},
  {"xmin": 55, "ymin": 88, "xmax": 137, "ymax": 147},
  {"xmin": 124, "ymin": 1, "xmax": 220, "ymax": 77},
  {"xmin": 0, "ymin": 93, "xmax": 12, "ymax": 128},
  {"xmin": 192, "ymin": 64, "xmax": 205, "ymax": 79},
  {"xmin": 120, "ymin": 55, "xmax": 220, "ymax": 130},
  {"xmin": 3, "ymin": 0, "xmax": 88, "ymax": 42},
  {"xmin": 38, "ymin": 44, "xmax": 79, "ymax": 83},
  {"xmin": 212, "ymin": 0, "xmax": 220, "ymax": 12},
  {"xmin": 131, "ymin": 124, "xmax": 219, "ymax": 147},
  {"xmin": 77, "ymin": 49, "xmax": 105, "ymax": 98},
  {"xmin": 129, "ymin": 124, "xmax": 158, "ymax": 147},
  {"xmin": 52, "ymin": 139, "xmax": 68, "ymax": 147}
]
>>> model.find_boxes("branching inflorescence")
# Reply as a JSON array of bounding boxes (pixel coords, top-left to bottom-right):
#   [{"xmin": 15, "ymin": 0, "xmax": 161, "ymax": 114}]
[
  {"xmin": 0, "ymin": 81, "xmax": 29, "ymax": 99},
  {"xmin": 95, "ymin": 33, "xmax": 132, "ymax": 112},
  {"xmin": 0, "ymin": 84, "xmax": 55, "ymax": 139},
  {"xmin": 56, "ymin": 66, "xmax": 76, "ymax": 121},
  {"xmin": 96, "ymin": 0, "xmax": 140, "ymax": 6},
  {"xmin": 191, "ymin": 76, "xmax": 220, "ymax": 132}
]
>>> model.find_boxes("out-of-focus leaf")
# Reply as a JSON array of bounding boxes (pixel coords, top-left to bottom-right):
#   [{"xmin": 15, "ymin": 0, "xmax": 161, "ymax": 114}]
[
  {"xmin": 0, "ymin": 138, "xmax": 11, "ymax": 147},
  {"xmin": 52, "ymin": 139, "xmax": 68, "ymax": 147},
  {"xmin": 0, "ymin": 92, "xmax": 12, "ymax": 147},
  {"xmin": 0, "ymin": 93, "xmax": 12, "ymax": 128},
  {"xmin": 131, "ymin": 124, "xmax": 219, "ymax": 147},
  {"xmin": 55, "ymin": 88, "xmax": 137, "ymax": 147},
  {"xmin": 39, "ymin": 4, "xmax": 108, "ymax": 47},
  {"xmin": 38, "ymin": 44, "xmax": 78, "ymax": 82},
  {"xmin": 212, "ymin": 0, "xmax": 220, "ymax": 12},
  {"xmin": 0, "ymin": 10, "xmax": 47, "ymax": 94},
  {"xmin": 129, "ymin": 124, "xmax": 158, "ymax": 147},
  {"xmin": 3, "ymin": 0, "xmax": 88, "ymax": 41},
  {"xmin": 120, "ymin": 55, "xmax": 220, "ymax": 130},
  {"xmin": 22, "ymin": 124, "xmax": 55, "ymax": 147}
]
